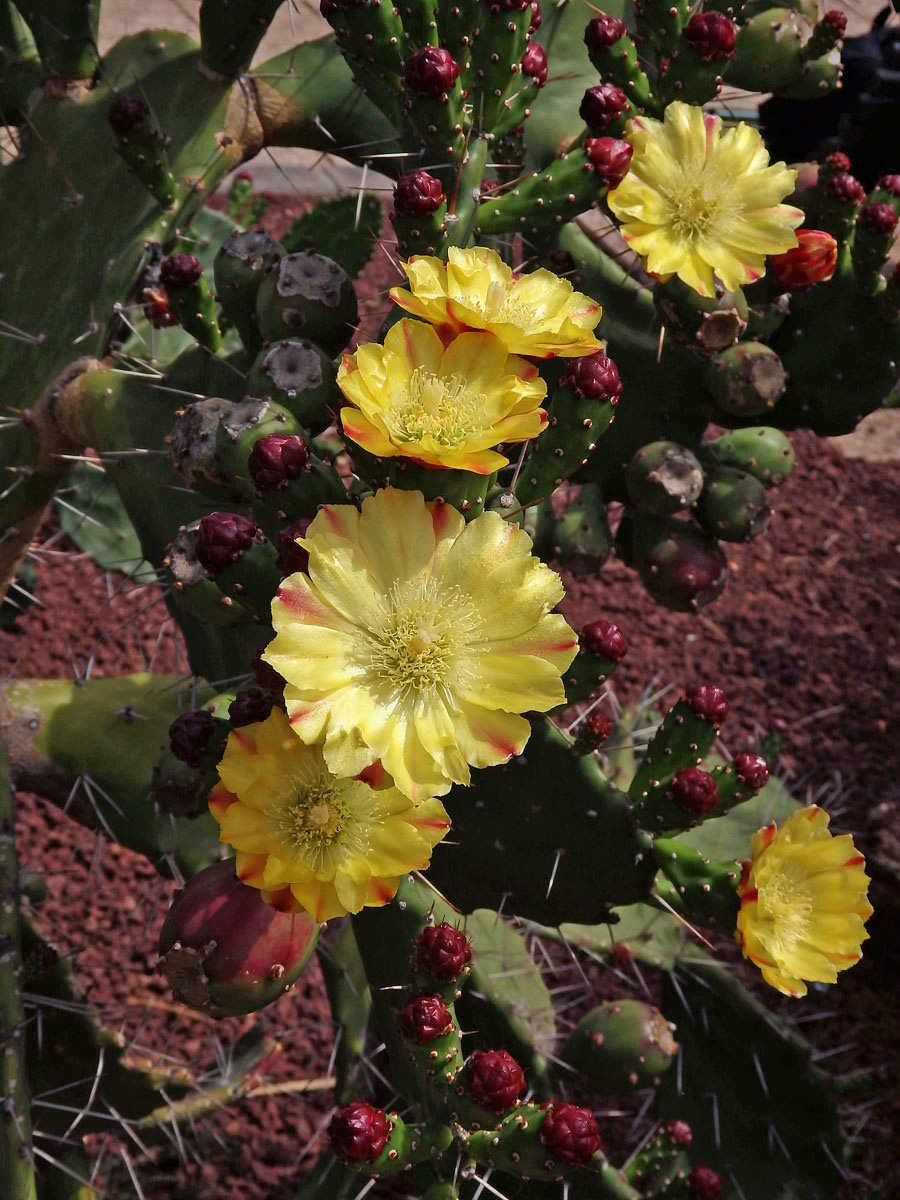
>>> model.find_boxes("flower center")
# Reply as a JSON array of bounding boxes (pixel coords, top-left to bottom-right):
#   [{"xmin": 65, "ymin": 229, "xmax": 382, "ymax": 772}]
[
  {"xmin": 277, "ymin": 778, "xmax": 347, "ymax": 850},
  {"xmin": 663, "ymin": 172, "xmax": 739, "ymax": 241},
  {"xmin": 388, "ymin": 368, "xmax": 483, "ymax": 447},
  {"xmin": 760, "ymin": 859, "xmax": 813, "ymax": 945},
  {"xmin": 467, "ymin": 279, "xmax": 538, "ymax": 330},
  {"xmin": 361, "ymin": 577, "xmax": 482, "ymax": 706}
]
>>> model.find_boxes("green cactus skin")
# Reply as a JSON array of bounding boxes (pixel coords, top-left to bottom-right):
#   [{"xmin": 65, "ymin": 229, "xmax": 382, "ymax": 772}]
[
  {"xmin": 393, "ymin": 204, "xmax": 449, "ymax": 258},
  {"xmin": 476, "ymin": 149, "xmax": 607, "ymax": 237},
  {"xmin": 316, "ymin": 922, "xmax": 372, "ymax": 1106},
  {"xmin": 658, "ymin": 35, "xmax": 730, "ymax": 106},
  {"xmin": 635, "ymin": 0, "xmax": 690, "ymax": 54},
  {"xmin": 211, "ymin": 532, "xmax": 282, "ymax": 617},
  {"xmin": 164, "ymin": 265, "xmax": 222, "ymax": 351},
  {"xmin": 623, "ymin": 1123, "xmax": 692, "ymax": 1194},
  {"xmin": 703, "ymin": 342, "xmax": 787, "ymax": 419},
  {"xmin": 625, "ymin": 441, "xmax": 705, "ymax": 516},
  {"xmin": 109, "ymin": 103, "xmax": 179, "ymax": 210},
  {"xmin": 629, "ymin": 697, "xmax": 721, "ymax": 821},
  {"xmin": 388, "ymin": 461, "xmax": 494, "ymax": 518},
  {"xmin": 213, "ymin": 395, "xmax": 304, "ymax": 490},
  {"xmin": 562, "ymin": 634, "xmax": 625, "ymax": 706},
  {"xmin": 150, "ymin": 742, "xmax": 224, "ymax": 819},
  {"xmin": 198, "ymin": 0, "xmax": 285, "ymax": 78},
  {"xmin": 851, "ymin": 212, "xmax": 899, "ymax": 294},
  {"xmin": 550, "ymin": 482, "xmax": 612, "ymax": 576},
  {"xmin": 652, "ymin": 838, "xmax": 741, "ymax": 929},
  {"xmin": 354, "ymin": 1112, "xmax": 455, "ymax": 1178},
  {"xmin": 695, "ymin": 465, "xmax": 772, "ymax": 543},
  {"xmin": 13, "ymin": 0, "xmax": 100, "ymax": 80},
  {"xmin": 256, "ymin": 251, "xmax": 359, "ymax": 355},
  {"xmin": 702, "ymin": 426, "xmax": 794, "ymax": 487},
  {"xmin": 455, "ymin": 0, "xmax": 533, "ymax": 134},
  {"xmin": 585, "ymin": 27, "xmax": 655, "ymax": 110},
  {"xmin": 214, "ymin": 229, "xmax": 285, "ymax": 354},
  {"xmin": 248, "ymin": 338, "xmax": 340, "ymax": 432},
  {"xmin": 776, "ymin": 48, "xmax": 840, "ymax": 100},
  {"xmin": 563, "ymin": 999, "xmax": 678, "ymax": 1092},
  {"xmin": 726, "ymin": 7, "xmax": 811, "ymax": 92},
  {"xmin": 165, "ymin": 522, "xmax": 257, "ymax": 627},
  {"xmin": 706, "ymin": 759, "xmax": 763, "ymax": 817},
  {"xmin": 0, "ymin": 2, "xmax": 43, "ymax": 121}
]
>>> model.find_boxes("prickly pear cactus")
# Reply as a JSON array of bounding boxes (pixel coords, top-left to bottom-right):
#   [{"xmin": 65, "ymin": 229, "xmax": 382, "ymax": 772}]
[{"xmin": 0, "ymin": 0, "xmax": 885, "ymax": 1195}]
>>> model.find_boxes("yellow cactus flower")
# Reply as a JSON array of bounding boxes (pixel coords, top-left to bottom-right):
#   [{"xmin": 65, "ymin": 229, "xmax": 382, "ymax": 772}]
[
  {"xmin": 338, "ymin": 319, "xmax": 548, "ymax": 475},
  {"xmin": 389, "ymin": 246, "xmax": 602, "ymax": 358},
  {"xmin": 736, "ymin": 805, "xmax": 873, "ymax": 998},
  {"xmin": 608, "ymin": 101, "xmax": 803, "ymax": 298},
  {"xmin": 264, "ymin": 487, "xmax": 578, "ymax": 802},
  {"xmin": 210, "ymin": 707, "xmax": 450, "ymax": 922}
]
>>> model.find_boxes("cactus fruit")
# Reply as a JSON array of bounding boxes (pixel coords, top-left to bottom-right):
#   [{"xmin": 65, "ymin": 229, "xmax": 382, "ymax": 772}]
[
  {"xmin": 227, "ymin": 687, "xmax": 273, "ymax": 727},
  {"xmin": 625, "ymin": 441, "xmax": 705, "ymax": 515},
  {"xmin": 703, "ymin": 343, "xmax": 787, "ymax": 419},
  {"xmin": 256, "ymin": 252, "xmax": 358, "ymax": 354},
  {"xmin": 563, "ymin": 1000, "xmax": 678, "ymax": 1091},
  {"xmin": 169, "ymin": 708, "xmax": 219, "ymax": 767},
  {"xmin": 619, "ymin": 513, "xmax": 729, "ymax": 612},
  {"xmin": 158, "ymin": 860, "xmax": 319, "ymax": 1018},
  {"xmin": 702, "ymin": 426, "xmax": 794, "ymax": 488},
  {"xmin": 696, "ymin": 466, "xmax": 772, "ymax": 542},
  {"xmin": 248, "ymin": 433, "xmax": 311, "ymax": 494}
]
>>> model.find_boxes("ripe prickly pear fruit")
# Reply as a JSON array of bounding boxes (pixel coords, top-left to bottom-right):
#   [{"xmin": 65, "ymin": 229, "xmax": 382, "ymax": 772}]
[
  {"xmin": 579, "ymin": 83, "xmax": 632, "ymax": 133},
  {"xmin": 562, "ymin": 999, "xmax": 678, "ymax": 1091},
  {"xmin": 683, "ymin": 11, "xmax": 736, "ymax": 62},
  {"xmin": 256, "ymin": 252, "xmax": 358, "ymax": 355},
  {"xmin": 582, "ymin": 618, "xmax": 627, "ymax": 664},
  {"xmin": 248, "ymin": 338, "xmax": 339, "ymax": 432},
  {"xmin": 696, "ymin": 466, "xmax": 772, "ymax": 542},
  {"xmin": 583, "ymin": 137, "xmax": 634, "ymax": 189},
  {"xmin": 703, "ymin": 426, "xmax": 794, "ymax": 488},
  {"xmin": 403, "ymin": 46, "xmax": 461, "ymax": 97},
  {"xmin": 619, "ymin": 512, "xmax": 728, "ymax": 611},
  {"xmin": 625, "ymin": 441, "xmax": 705, "ymax": 515},
  {"xmin": 704, "ymin": 343, "xmax": 787, "ymax": 419},
  {"xmin": 417, "ymin": 922, "xmax": 472, "ymax": 983},
  {"xmin": 159, "ymin": 860, "xmax": 318, "ymax": 1017},
  {"xmin": 196, "ymin": 512, "xmax": 260, "ymax": 576},
  {"xmin": 540, "ymin": 1102, "xmax": 602, "ymax": 1165},
  {"xmin": 214, "ymin": 230, "xmax": 285, "ymax": 354},
  {"xmin": 329, "ymin": 1101, "xmax": 392, "ymax": 1163},
  {"xmin": 466, "ymin": 1049, "xmax": 526, "ymax": 1112}
]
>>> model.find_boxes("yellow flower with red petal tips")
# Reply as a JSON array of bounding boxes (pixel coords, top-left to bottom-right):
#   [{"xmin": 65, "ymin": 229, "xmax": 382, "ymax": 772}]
[
  {"xmin": 263, "ymin": 487, "xmax": 579, "ymax": 802},
  {"xmin": 389, "ymin": 246, "xmax": 602, "ymax": 358},
  {"xmin": 607, "ymin": 101, "xmax": 803, "ymax": 298},
  {"xmin": 337, "ymin": 319, "xmax": 547, "ymax": 475},
  {"xmin": 736, "ymin": 805, "xmax": 873, "ymax": 998},
  {"xmin": 210, "ymin": 707, "xmax": 450, "ymax": 922}
]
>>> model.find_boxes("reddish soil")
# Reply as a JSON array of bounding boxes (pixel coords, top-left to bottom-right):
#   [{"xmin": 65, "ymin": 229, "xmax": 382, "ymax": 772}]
[{"xmin": 3, "ymin": 199, "xmax": 898, "ymax": 1197}]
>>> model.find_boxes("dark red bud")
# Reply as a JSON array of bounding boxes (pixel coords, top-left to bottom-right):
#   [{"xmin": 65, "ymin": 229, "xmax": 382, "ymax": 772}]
[
  {"xmin": 574, "ymin": 711, "xmax": 613, "ymax": 755},
  {"xmin": 610, "ymin": 941, "xmax": 633, "ymax": 966},
  {"xmin": 666, "ymin": 1119, "xmax": 693, "ymax": 1147},
  {"xmin": 160, "ymin": 254, "xmax": 203, "ymax": 289},
  {"xmin": 467, "ymin": 1049, "xmax": 526, "ymax": 1112},
  {"xmin": 417, "ymin": 922, "xmax": 472, "ymax": 981},
  {"xmin": 404, "ymin": 47, "xmax": 461, "ymax": 98},
  {"xmin": 394, "ymin": 170, "xmax": 445, "ymax": 218},
  {"xmin": 683, "ymin": 11, "xmax": 736, "ymax": 61},
  {"xmin": 252, "ymin": 650, "xmax": 285, "ymax": 694},
  {"xmin": 540, "ymin": 1102, "xmax": 602, "ymax": 1165},
  {"xmin": 824, "ymin": 151, "xmax": 851, "ymax": 172},
  {"xmin": 521, "ymin": 42, "xmax": 548, "ymax": 86},
  {"xmin": 399, "ymin": 994, "xmax": 453, "ymax": 1043},
  {"xmin": 685, "ymin": 683, "xmax": 728, "ymax": 724},
  {"xmin": 169, "ymin": 709, "xmax": 216, "ymax": 766},
  {"xmin": 579, "ymin": 83, "xmax": 629, "ymax": 131},
  {"xmin": 529, "ymin": 0, "xmax": 542, "ymax": 30},
  {"xmin": 687, "ymin": 1166, "xmax": 722, "ymax": 1200},
  {"xmin": 236, "ymin": 168, "xmax": 253, "ymax": 182},
  {"xmin": 821, "ymin": 9, "xmax": 847, "ymax": 35},
  {"xmin": 734, "ymin": 753, "xmax": 769, "ymax": 790},
  {"xmin": 583, "ymin": 136, "xmax": 633, "ymax": 187},
  {"xmin": 859, "ymin": 202, "xmax": 899, "ymax": 235},
  {"xmin": 248, "ymin": 433, "xmax": 310, "ymax": 493},
  {"xmin": 109, "ymin": 94, "xmax": 149, "ymax": 132},
  {"xmin": 584, "ymin": 13, "xmax": 627, "ymax": 51},
  {"xmin": 276, "ymin": 516, "xmax": 313, "ymax": 576},
  {"xmin": 143, "ymin": 288, "xmax": 176, "ymax": 328},
  {"xmin": 877, "ymin": 174, "xmax": 900, "ymax": 197},
  {"xmin": 329, "ymin": 1102, "xmax": 391, "ymax": 1163},
  {"xmin": 670, "ymin": 766, "xmax": 719, "ymax": 814},
  {"xmin": 562, "ymin": 351, "xmax": 623, "ymax": 403},
  {"xmin": 824, "ymin": 172, "xmax": 866, "ymax": 205},
  {"xmin": 196, "ymin": 512, "xmax": 259, "ymax": 576},
  {"xmin": 581, "ymin": 618, "xmax": 628, "ymax": 662},
  {"xmin": 228, "ymin": 688, "xmax": 273, "ymax": 728}
]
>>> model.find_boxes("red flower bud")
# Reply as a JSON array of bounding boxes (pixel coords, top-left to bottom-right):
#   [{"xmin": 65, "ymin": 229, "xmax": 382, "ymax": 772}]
[
  {"xmin": 159, "ymin": 253, "xmax": 203, "ymax": 289},
  {"xmin": 670, "ymin": 766, "xmax": 719, "ymax": 814},
  {"xmin": 330, "ymin": 1101, "xmax": 391, "ymax": 1163},
  {"xmin": 399, "ymin": 994, "xmax": 453, "ymax": 1043},
  {"xmin": 169, "ymin": 709, "xmax": 216, "ymax": 767},
  {"xmin": 248, "ymin": 433, "xmax": 310, "ymax": 493},
  {"xmin": 824, "ymin": 171, "xmax": 866, "ymax": 205},
  {"xmin": 584, "ymin": 13, "xmax": 627, "ymax": 51},
  {"xmin": 196, "ymin": 512, "xmax": 259, "ymax": 576},
  {"xmin": 666, "ymin": 1118, "xmax": 692, "ymax": 1147},
  {"xmin": 252, "ymin": 649, "xmax": 285, "ymax": 694},
  {"xmin": 540, "ymin": 1102, "xmax": 602, "ymax": 1164},
  {"xmin": 109, "ymin": 94, "xmax": 149, "ymax": 131},
  {"xmin": 417, "ymin": 922, "xmax": 472, "ymax": 981},
  {"xmin": 734, "ymin": 753, "xmax": 769, "ymax": 790},
  {"xmin": 770, "ymin": 229, "xmax": 837, "ymax": 292},
  {"xmin": 583, "ymin": 136, "xmax": 633, "ymax": 188},
  {"xmin": 877, "ymin": 174, "xmax": 900, "ymax": 197},
  {"xmin": 685, "ymin": 684, "xmax": 728, "ymax": 724},
  {"xmin": 573, "ymin": 711, "xmax": 613, "ymax": 755},
  {"xmin": 821, "ymin": 9, "xmax": 847, "ymax": 36},
  {"xmin": 467, "ymin": 1049, "xmax": 526, "ymax": 1111},
  {"xmin": 562, "ymin": 351, "xmax": 623, "ymax": 402},
  {"xmin": 579, "ymin": 83, "xmax": 629, "ymax": 132},
  {"xmin": 581, "ymin": 618, "xmax": 627, "ymax": 662},
  {"xmin": 228, "ymin": 688, "xmax": 273, "ymax": 728},
  {"xmin": 394, "ymin": 170, "xmax": 445, "ymax": 218},
  {"xmin": 404, "ymin": 47, "xmax": 461, "ymax": 98},
  {"xmin": 276, "ymin": 516, "xmax": 313, "ymax": 576},
  {"xmin": 521, "ymin": 42, "xmax": 548, "ymax": 86},
  {"xmin": 859, "ymin": 202, "xmax": 899, "ymax": 235},
  {"xmin": 824, "ymin": 151, "xmax": 851, "ymax": 172},
  {"xmin": 683, "ymin": 11, "xmax": 736, "ymax": 61},
  {"xmin": 529, "ymin": 0, "xmax": 542, "ymax": 30},
  {"xmin": 687, "ymin": 1166, "xmax": 722, "ymax": 1200}
]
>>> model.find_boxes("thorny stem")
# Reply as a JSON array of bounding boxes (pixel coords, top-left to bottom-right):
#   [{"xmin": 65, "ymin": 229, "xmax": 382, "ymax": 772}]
[{"xmin": 0, "ymin": 739, "xmax": 38, "ymax": 1200}]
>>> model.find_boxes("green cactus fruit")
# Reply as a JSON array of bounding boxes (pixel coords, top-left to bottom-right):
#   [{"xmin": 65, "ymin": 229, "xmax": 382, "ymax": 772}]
[
  {"xmin": 256, "ymin": 251, "xmax": 358, "ymax": 355},
  {"xmin": 213, "ymin": 395, "xmax": 304, "ymax": 490},
  {"xmin": 199, "ymin": 0, "xmax": 286, "ymax": 78},
  {"xmin": 551, "ymin": 483, "xmax": 612, "ymax": 575},
  {"xmin": 726, "ymin": 8, "xmax": 811, "ymax": 91},
  {"xmin": 625, "ymin": 441, "xmax": 705, "ymax": 515},
  {"xmin": 248, "ymin": 338, "xmax": 340, "ymax": 432},
  {"xmin": 584, "ymin": 16, "xmax": 655, "ymax": 109},
  {"xmin": 562, "ymin": 999, "xmax": 678, "ymax": 1092},
  {"xmin": 655, "ymin": 279, "xmax": 748, "ymax": 357},
  {"xmin": 703, "ymin": 342, "xmax": 787, "ymax": 418},
  {"xmin": 618, "ymin": 512, "xmax": 728, "ymax": 612},
  {"xmin": 164, "ymin": 523, "xmax": 256, "ymax": 626},
  {"xmin": 158, "ymin": 859, "xmax": 319, "ymax": 1018},
  {"xmin": 695, "ymin": 465, "xmax": 772, "ymax": 542},
  {"xmin": 703, "ymin": 426, "xmax": 794, "ymax": 487},
  {"xmin": 108, "ymin": 92, "xmax": 178, "ymax": 209},
  {"xmin": 213, "ymin": 229, "xmax": 285, "ymax": 354},
  {"xmin": 160, "ymin": 254, "xmax": 222, "ymax": 351},
  {"xmin": 624, "ymin": 1119, "xmax": 693, "ymax": 1192}
]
